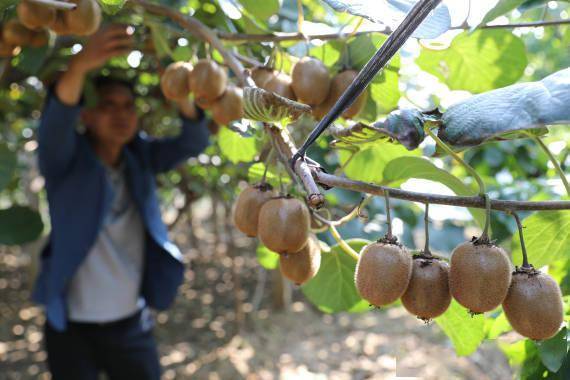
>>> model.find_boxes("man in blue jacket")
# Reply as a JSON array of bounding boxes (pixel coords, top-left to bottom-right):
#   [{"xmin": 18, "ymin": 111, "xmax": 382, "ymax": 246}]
[{"xmin": 34, "ymin": 25, "xmax": 209, "ymax": 379}]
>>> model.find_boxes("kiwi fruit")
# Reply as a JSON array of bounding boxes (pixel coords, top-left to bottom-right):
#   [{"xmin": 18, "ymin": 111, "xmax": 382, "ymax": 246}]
[
  {"xmin": 354, "ymin": 241, "xmax": 412, "ymax": 307},
  {"xmin": 291, "ymin": 57, "xmax": 331, "ymax": 106},
  {"xmin": 17, "ymin": 1, "xmax": 56, "ymax": 30},
  {"xmin": 2, "ymin": 20, "xmax": 34, "ymax": 47},
  {"xmin": 190, "ymin": 59, "xmax": 228, "ymax": 103},
  {"xmin": 251, "ymin": 67, "xmax": 276, "ymax": 88},
  {"xmin": 62, "ymin": 0, "xmax": 102, "ymax": 36},
  {"xmin": 315, "ymin": 70, "xmax": 367, "ymax": 120},
  {"xmin": 195, "ymin": 96, "xmax": 215, "ymax": 110},
  {"xmin": 401, "ymin": 256, "xmax": 451, "ymax": 320},
  {"xmin": 449, "ymin": 241, "xmax": 512, "ymax": 314},
  {"xmin": 502, "ymin": 267, "xmax": 563, "ymax": 340},
  {"xmin": 280, "ymin": 234, "xmax": 321, "ymax": 285},
  {"xmin": 0, "ymin": 36, "xmax": 16, "ymax": 57},
  {"xmin": 257, "ymin": 196, "xmax": 310, "ymax": 254},
  {"xmin": 233, "ymin": 184, "xmax": 275, "ymax": 237},
  {"xmin": 160, "ymin": 61, "xmax": 194, "ymax": 101},
  {"xmin": 263, "ymin": 72, "xmax": 296, "ymax": 100},
  {"xmin": 211, "ymin": 85, "xmax": 244, "ymax": 125}
]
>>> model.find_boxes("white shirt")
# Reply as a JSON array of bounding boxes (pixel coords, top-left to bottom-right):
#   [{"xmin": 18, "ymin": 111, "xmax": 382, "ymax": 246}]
[{"xmin": 67, "ymin": 162, "xmax": 146, "ymax": 322}]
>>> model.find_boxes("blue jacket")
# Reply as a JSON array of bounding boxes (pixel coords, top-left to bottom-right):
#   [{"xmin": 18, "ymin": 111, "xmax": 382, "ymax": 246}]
[{"xmin": 33, "ymin": 92, "xmax": 210, "ymax": 331}]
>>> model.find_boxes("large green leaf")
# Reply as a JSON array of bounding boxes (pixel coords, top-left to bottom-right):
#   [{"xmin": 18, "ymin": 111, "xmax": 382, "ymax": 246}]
[
  {"xmin": 369, "ymin": 68, "xmax": 400, "ymax": 115},
  {"xmin": 347, "ymin": 34, "xmax": 400, "ymax": 71},
  {"xmin": 439, "ymin": 68, "xmax": 567, "ymax": 149},
  {"xmin": 149, "ymin": 24, "xmax": 173, "ymax": 60},
  {"xmin": 338, "ymin": 142, "xmax": 418, "ymax": 184},
  {"xmin": 217, "ymin": 127, "xmax": 258, "ymax": 164},
  {"xmin": 239, "ymin": 0, "xmax": 281, "ymax": 20},
  {"xmin": 98, "ymin": 0, "xmax": 126, "ymax": 14},
  {"xmin": 417, "ymin": 30, "xmax": 527, "ymax": 94},
  {"xmin": 537, "ymin": 327, "xmax": 568, "ymax": 373},
  {"xmin": 479, "ymin": 0, "xmax": 527, "ymax": 25},
  {"xmin": 511, "ymin": 211, "xmax": 570, "ymax": 268},
  {"xmin": 13, "ymin": 45, "xmax": 50, "ymax": 75},
  {"xmin": 256, "ymin": 244, "xmax": 279, "ymax": 270},
  {"xmin": 0, "ymin": 206, "xmax": 43, "ymax": 245},
  {"xmin": 383, "ymin": 156, "xmax": 485, "ymax": 227},
  {"xmin": 434, "ymin": 299, "xmax": 486, "ymax": 356},
  {"xmin": 0, "ymin": 143, "xmax": 17, "ymax": 192},
  {"xmin": 301, "ymin": 239, "xmax": 370, "ymax": 313}
]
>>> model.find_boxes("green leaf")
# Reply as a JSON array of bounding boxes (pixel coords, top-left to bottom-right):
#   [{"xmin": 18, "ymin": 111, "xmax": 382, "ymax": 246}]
[
  {"xmin": 480, "ymin": 0, "xmax": 527, "ymax": 25},
  {"xmin": 434, "ymin": 299, "xmax": 486, "ymax": 356},
  {"xmin": 417, "ymin": 30, "xmax": 527, "ymax": 94},
  {"xmin": 338, "ymin": 142, "xmax": 419, "ymax": 184},
  {"xmin": 0, "ymin": 206, "xmax": 43, "ymax": 245},
  {"xmin": 347, "ymin": 34, "xmax": 400, "ymax": 70},
  {"xmin": 247, "ymin": 163, "xmax": 289, "ymax": 189},
  {"xmin": 0, "ymin": 143, "xmax": 17, "ymax": 192},
  {"xmin": 511, "ymin": 211, "xmax": 570, "ymax": 268},
  {"xmin": 486, "ymin": 311, "xmax": 512, "ymax": 339},
  {"xmin": 256, "ymin": 244, "xmax": 279, "ymax": 270},
  {"xmin": 149, "ymin": 24, "xmax": 173, "ymax": 60},
  {"xmin": 301, "ymin": 239, "xmax": 371, "ymax": 313},
  {"xmin": 239, "ymin": 0, "xmax": 281, "ymax": 20},
  {"xmin": 383, "ymin": 156, "xmax": 485, "ymax": 227},
  {"xmin": 217, "ymin": 127, "xmax": 258, "ymax": 164},
  {"xmin": 537, "ymin": 327, "xmax": 568, "ymax": 373},
  {"xmin": 0, "ymin": 0, "xmax": 18, "ymax": 11},
  {"xmin": 98, "ymin": 0, "xmax": 127, "ymax": 15},
  {"xmin": 369, "ymin": 68, "xmax": 400, "ymax": 115},
  {"xmin": 12, "ymin": 45, "xmax": 49, "ymax": 76}
]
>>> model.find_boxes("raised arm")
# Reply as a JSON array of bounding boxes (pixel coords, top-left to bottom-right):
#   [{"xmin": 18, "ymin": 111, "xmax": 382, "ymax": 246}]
[
  {"xmin": 38, "ymin": 26, "xmax": 132, "ymax": 179},
  {"xmin": 146, "ymin": 98, "xmax": 211, "ymax": 174}
]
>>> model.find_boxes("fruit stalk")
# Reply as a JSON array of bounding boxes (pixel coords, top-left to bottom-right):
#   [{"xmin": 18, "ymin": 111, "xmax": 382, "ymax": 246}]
[
  {"xmin": 511, "ymin": 212, "xmax": 530, "ymax": 268},
  {"xmin": 532, "ymin": 135, "xmax": 570, "ymax": 197},
  {"xmin": 423, "ymin": 203, "xmax": 431, "ymax": 256}
]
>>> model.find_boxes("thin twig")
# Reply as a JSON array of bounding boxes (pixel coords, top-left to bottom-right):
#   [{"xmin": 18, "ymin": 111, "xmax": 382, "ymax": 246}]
[
  {"xmin": 217, "ymin": 19, "xmax": 570, "ymax": 43},
  {"xmin": 27, "ymin": 0, "xmax": 77, "ymax": 10},
  {"xmin": 511, "ymin": 212, "xmax": 530, "ymax": 268},
  {"xmin": 314, "ymin": 171, "xmax": 570, "ymax": 212}
]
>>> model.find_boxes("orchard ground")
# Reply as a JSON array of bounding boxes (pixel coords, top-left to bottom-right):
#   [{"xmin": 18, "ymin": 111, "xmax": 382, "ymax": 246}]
[{"xmin": 0, "ymin": 197, "xmax": 513, "ymax": 380}]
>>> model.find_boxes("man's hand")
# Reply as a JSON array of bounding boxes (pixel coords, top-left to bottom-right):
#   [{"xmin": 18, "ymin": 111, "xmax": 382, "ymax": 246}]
[
  {"xmin": 56, "ymin": 25, "xmax": 133, "ymax": 106},
  {"xmin": 70, "ymin": 25, "xmax": 134, "ymax": 74},
  {"xmin": 175, "ymin": 98, "xmax": 200, "ymax": 120}
]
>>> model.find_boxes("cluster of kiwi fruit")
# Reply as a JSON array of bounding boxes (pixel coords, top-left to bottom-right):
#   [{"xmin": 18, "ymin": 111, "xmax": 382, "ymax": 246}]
[
  {"xmin": 251, "ymin": 57, "xmax": 367, "ymax": 120},
  {"xmin": 232, "ymin": 183, "xmax": 321, "ymax": 285},
  {"xmin": 17, "ymin": 0, "xmax": 101, "ymax": 37},
  {"xmin": 160, "ymin": 59, "xmax": 244, "ymax": 126},
  {"xmin": 355, "ymin": 233, "xmax": 564, "ymax": 340}
]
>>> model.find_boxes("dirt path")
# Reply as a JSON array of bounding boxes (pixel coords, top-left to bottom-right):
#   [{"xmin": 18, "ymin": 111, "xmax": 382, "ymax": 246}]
[{"xmin": 0, "ymin": 211, "xmax": 512, "ymax": 380}]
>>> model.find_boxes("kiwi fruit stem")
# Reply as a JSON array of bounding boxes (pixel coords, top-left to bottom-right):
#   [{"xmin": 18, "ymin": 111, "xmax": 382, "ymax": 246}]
[
  {"xmin": 511, "ymin": 211, "xmax": 531, "ymax": 268},
  {"xmin": 383, "ymin": 190, "xmax": 394, "ymax": 241},
  {"xmin": 423, "ymin": 203, "xmax": 433, "ymax": 257}
]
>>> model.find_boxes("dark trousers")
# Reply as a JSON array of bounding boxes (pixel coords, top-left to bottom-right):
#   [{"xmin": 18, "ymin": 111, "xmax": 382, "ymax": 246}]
[{"xmin": 44, "ymin": 308, "xmax": 161, "ymax": 380}]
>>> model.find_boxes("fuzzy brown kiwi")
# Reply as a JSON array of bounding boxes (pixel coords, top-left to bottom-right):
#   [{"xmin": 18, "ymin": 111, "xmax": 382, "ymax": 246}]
[
  {"xmin": 318, "ymin": 70, "xmax": 368, "ymax": 119},
  {"xmin": 160, "ymin": 62, "xmax": 193, "ymax": 101},
  {"xmin": 195, "ymin": 96, "xmax": 215, "ymax": 110},
  {"xmin": 263, "ymin": 73, "xmax": 296, "ymax": 100},
  {"xmin": 257, "ymin": 196, "xmax": 310, "ymax": 254},
  {"xmin": 62, "ymin": 0, "xmax": 102, "ymax": 36},
  {"xmin": 233, "ymin": 183, "xmax": 275, "ymax": 237},
  {"xmin": 354, "ymin": 240, "xmax": 412, "ymax": 307},
  {"xmin": 401, "ymin": 256, "xmax": 451, "ymax": 320},
  {"xmin": 48, "ymin": 12, "xmax": 68, "ymax": 35},
  {"xmin": 280, "ymin": 235, "xmax": 321, "ymax": 285},
  {"xmin": 0, "ymin": 36, "xmax": 16, "ymax": 57},
  {"xmin": 251, "ymin": 67, "xmax": 276, "ymax": 88},
  {"xmin": 502, "ymin": 267, "xmax": 563, "ymax": 340},
  {"xmin": 291, "ymin": 57, "xmax": 331, "ymax": 106},
  {"xmin": 17, "ymin": 1, "xmax": 56, "ymax": 30},
  {"xmin": 190, "ymin": 59, "xmax": 228, "ymax": 103},
  {"xmin": 2, "ymin": 20, "xmax": 34, "ymax": 47},
  {"xmin": 211, "ymin": 85, "xmax": 244, "ymax": 125},
  {"xmin": 449, "ymin": 240, "xmax": 512, "ymax": 314}
]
